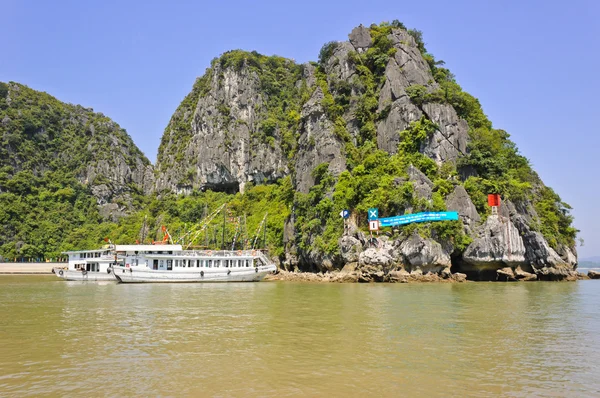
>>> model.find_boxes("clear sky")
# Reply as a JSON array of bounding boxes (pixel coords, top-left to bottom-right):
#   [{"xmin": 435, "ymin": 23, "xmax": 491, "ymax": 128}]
[{"xmin": 1, "ymin": 0, "xmax": 598, "ymax": 257}]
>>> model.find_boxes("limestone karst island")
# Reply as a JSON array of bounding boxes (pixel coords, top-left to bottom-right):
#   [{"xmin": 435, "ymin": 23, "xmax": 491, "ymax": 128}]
[{"xmin": 0, "ymin": 22, "xmax": 584, "ymax": 282}]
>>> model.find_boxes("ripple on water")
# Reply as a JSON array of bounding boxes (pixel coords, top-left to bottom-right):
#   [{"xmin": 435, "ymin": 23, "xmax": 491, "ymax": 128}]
[{"xmin": 0, "ymin": 277, "xmax": 599, "ymax": 397}]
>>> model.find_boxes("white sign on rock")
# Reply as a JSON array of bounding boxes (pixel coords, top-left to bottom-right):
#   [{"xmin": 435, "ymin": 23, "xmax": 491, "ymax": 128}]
[{"xmin": 369, "ymin": 220, "xmax": 379, "ymax": 231}]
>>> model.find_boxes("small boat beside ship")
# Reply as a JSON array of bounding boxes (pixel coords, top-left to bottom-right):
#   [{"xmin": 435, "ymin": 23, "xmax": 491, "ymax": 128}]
[{"xmin": 54, "ymin": 246, "xmax": 120, "ymax": 281}]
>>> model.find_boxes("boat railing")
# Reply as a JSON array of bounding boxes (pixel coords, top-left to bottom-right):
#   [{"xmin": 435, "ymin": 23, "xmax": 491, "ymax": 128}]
[{"xmin": 137, "ymin": 249, "xmax": 270, "ymax": 258}]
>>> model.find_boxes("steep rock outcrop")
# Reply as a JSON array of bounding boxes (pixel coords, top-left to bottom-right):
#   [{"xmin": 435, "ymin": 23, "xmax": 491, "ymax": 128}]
[
  {"xmin": 445, "ymin": 185, "xmax": 480, "ymax": 232},
  {"xmin": 463, "ymin": 215, "xmax": 526, "ymax": 268},
  {"xmin": 155, "ymin": 55, "xmax": 296, "ymax": 193},
  {"xmin": 399, "ymin": 232, "xmax": 451, "ymax": 273},
  {"xmin": 294, "ymin": 87, "xmax": 346, "ymax": 193}
]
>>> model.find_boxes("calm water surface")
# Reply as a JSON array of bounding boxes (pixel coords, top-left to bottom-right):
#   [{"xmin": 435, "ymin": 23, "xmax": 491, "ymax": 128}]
[{"xmin": 1, "ymin": 276, "xmax": 599, "ymax": 397}]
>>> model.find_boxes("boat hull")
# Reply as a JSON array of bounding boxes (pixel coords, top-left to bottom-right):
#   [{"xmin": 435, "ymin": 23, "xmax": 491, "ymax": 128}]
[
  {"xmin": 111, "ymin": 265, "xmax": 276, "ymax": 283},
  {"xmin": 53, "ymin": 268, "xmax": 117, "ymax": 281}
]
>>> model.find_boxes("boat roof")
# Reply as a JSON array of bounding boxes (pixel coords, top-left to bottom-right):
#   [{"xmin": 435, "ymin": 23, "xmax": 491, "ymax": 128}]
[
  {"xmin": 62, "ymin": 244, "xmax": 183, "ymax": 254},
  {"xmin": 62, "ymin": 248, "xmax": 110, "ymax": 254},
  {"xmin": 115, "ymin": 244, "xmax": 183, "ymax": 252}
]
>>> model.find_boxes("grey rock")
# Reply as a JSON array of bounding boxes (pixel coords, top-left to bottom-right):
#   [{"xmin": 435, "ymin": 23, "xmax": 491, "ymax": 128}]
[
  {"xmin": 155, "ymin": 63, "xmax": 289, "ymax": 193},
  {"xmin": 515, "ymin": 266, "xmax": 537, "ymax": 281},
  {"xmin": 326, "ymin": 41, "xmax": 358, "ymax": 82},
  {"xmin": 339, "ymin": 235, "xmax": 363, "ymax": 264},
  {"xmin": 521, "ymin": 231, "xmax": 564, "ymax": 267},
  {"xmin": 98, "ymin": 203, "xmax": 127, "ymax": 222},
  {"xmin": 376, "ymin": 95, "xmax": 422, "ymax": 153},
  {"xmin": 388, "ymin": 29, "xmax": 437, "ymax": 87},
  {"xmin": 452, "ymin": 273, "xmax": 467, "ymax": 282},
  {"xmin": 294, "ymin": 87, "xmax": 346, "ymax": 193},
  {"xmin": 399, "ymin": 232, "xmax": 451, "ymax": 273},
  {"xmin": 496, "ymin": 267, "xmax": 516, "ymax": 281},
  {"xmin": 348, "ymin": 25, "xmax": 372, "ymax": 51},
  {"xmin": 555, "ymin": 244, "xmax": 577, "ymax": 267},
  {"xmin": 588, "ymin": 270, "xmax": 600, "ymax": 279},
  {"xmin": 407, "ymin": 164, "xmax": 433, "ymax": 200},
  {"xmin": 463, "ymin": 215, "xmax": 526, "ymax": 267},
  {"xmin": 421, "ymin": 103, "xmax": 469, "ymax": 164},
  {"xmin": 358, "ymin": 248, "xmax": 394, "ymax": 269},
  {"xmin": 378, "ymin": 58, "xmax": 410, "ymax": 111},
  {"xmin": 445, "ymin": 185, "xmax": 480, "ymax": 231},
  {"xmin": 302, "ymin": 63, "xmax": 317, "ymax": 88}
]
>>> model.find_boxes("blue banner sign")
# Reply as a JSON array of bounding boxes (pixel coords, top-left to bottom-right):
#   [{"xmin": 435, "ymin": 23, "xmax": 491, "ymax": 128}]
[{"xmin": 378, "ymin": 211, "xmax": 459, "ymax": 227}]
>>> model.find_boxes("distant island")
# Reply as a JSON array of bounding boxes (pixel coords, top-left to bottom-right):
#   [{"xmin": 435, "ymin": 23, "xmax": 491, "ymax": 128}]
[{"xmin": 0, "ymin": 21, "xmax": 581, "ymax": 282}]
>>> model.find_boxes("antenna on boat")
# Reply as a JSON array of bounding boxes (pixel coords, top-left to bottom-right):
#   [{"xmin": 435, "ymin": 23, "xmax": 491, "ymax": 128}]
[
  {"xmin": 252, "ymin": 212, "xmax": 268, "ymax": 250},
  {"xmin": 182, "ymin": 203, "xmax": 227, "ymax": 249},
  {"xmin": 140, "ymin": 215, "xmax": 148, "ymax": 244},
  {"xmin": 222, "ymin": 204, "xmax": 226, "ymax": 250},
  {"xmin": 231, "ymin": 216, "xmax": 242, "ymax": 250}
]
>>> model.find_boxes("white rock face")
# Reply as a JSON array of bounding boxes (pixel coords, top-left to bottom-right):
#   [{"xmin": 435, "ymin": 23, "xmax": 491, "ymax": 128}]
[{"xmin": 463, "ymin": 215, "xmax": 526, "ymax": 267}]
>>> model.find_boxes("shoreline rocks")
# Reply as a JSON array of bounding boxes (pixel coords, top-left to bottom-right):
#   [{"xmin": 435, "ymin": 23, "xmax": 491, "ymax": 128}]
[{"xmin": 265, "ymin": 269, "xmax": 469, "ymax": 283}]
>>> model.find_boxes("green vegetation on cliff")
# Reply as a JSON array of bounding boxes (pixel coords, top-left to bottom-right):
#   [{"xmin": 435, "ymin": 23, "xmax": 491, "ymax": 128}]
[
  {"xmin": 0, "ymin": 82, "xmax": 150, "ymax": 259},
  {"xmin": 0, "ymin": 21, "xmax": 577, "ymax": 263}
]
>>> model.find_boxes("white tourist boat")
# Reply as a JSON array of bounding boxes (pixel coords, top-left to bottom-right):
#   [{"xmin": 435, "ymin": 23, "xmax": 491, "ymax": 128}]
[
  {"xmin": 111, "ymin": 247, "xmax": 276, "ymax": 283},
  {"xmin": 54, "ymin": 246, "xmax": 121, "ymax": 281}
]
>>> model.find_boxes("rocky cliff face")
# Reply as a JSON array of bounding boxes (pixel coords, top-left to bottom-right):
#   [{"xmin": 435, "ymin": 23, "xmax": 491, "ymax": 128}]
[
  {"xmin": 0, "ymin": 82, "xmax": 153, "ymax": 219},
  {"xmin": 156, "ymin": 22, "xmax": 578, "ymax": 281}
]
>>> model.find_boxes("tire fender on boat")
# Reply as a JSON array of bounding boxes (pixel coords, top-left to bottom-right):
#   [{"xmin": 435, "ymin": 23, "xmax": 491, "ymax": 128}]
[
  {"xmin": 255, "ymin": 267, "xmax": 258, "ymax": 273},
  {"xmin": 227, "ymin": 269, "xmax": 231, "ymax": 276},
  {"xmin": 200, "ymin": 270, "xmax": 204, "ymax": 277},
  {"xmin": 107, "ymin": 268, "xmax": 111, "ymax": 274},
  {"xmin": 58, "ymin": 270, "xmax": 64, "ymax": 276}
]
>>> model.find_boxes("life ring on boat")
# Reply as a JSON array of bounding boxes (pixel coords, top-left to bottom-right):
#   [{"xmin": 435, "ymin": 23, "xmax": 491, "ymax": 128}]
[
  {"xmin": 236, "ymin": 250, "xmax": 242, "ymax": 256},
  {"xmin": 255, "ymin": 267, "xmax": 258, "ymax": 273},
  {"xmin": 206, "ymin": 251, "xmax": 212, "ymax": 256},
  {"xmin": 251, "ymin": 250, "xmax": 256, "ymax": 256},
  {"xmin": 58, "ymin": 270, "xmax": 64, "ymax": 276},
  {"xmin": 200, "ymin": 270, "xmax": 204, "ymax": 277}
]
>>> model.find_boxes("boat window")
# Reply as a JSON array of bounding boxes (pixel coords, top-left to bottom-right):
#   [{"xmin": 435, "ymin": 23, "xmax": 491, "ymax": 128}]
[
  {"xmin": 208, "ymin": 260, "xmax": 212, "ymax": 268},
  {"xmin": 95, "ymin": 252, "xmax": 100, "ymax": 258},
  {"xmin": 153, "ymin": 260, "xmax": 158, "ymax": 270},
  {"xmin": 225, "ymin": 260, "xmax": 229, "ymax": 268},
  {"xmin": 246, "ymin": 259, "xmax": 250, "ymax": 267},
  {"xmin": 167, "ymin": 260, "xmax": 173, "ymax": 271},
  {"xmin": 175, "ymin": 259, "xmax": 179, "ymax": 267},
  {"xmin": 135, "ymin": 259, "xmax": 139, "ymax": 266},
  {"xmin": 188, "ymin": 260, "xmax": 193, "ymax": 268}
]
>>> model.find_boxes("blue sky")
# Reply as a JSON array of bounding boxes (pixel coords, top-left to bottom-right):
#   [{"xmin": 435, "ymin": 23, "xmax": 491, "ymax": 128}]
[{"xmin": 1, "ymin": 0, "xmax": 598, "ymax": 257}]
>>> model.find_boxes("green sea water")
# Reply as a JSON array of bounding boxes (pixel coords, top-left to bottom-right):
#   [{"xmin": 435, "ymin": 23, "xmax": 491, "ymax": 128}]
[{"xmin": 1, "ymin": 276, "xmax": 599, "ymax": 397}]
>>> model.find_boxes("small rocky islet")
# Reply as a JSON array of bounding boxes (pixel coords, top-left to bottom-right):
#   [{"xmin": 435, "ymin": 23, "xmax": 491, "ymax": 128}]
[{"xmin": 0, "ymin": 21, "xmax": 585, "ymax": 282}]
